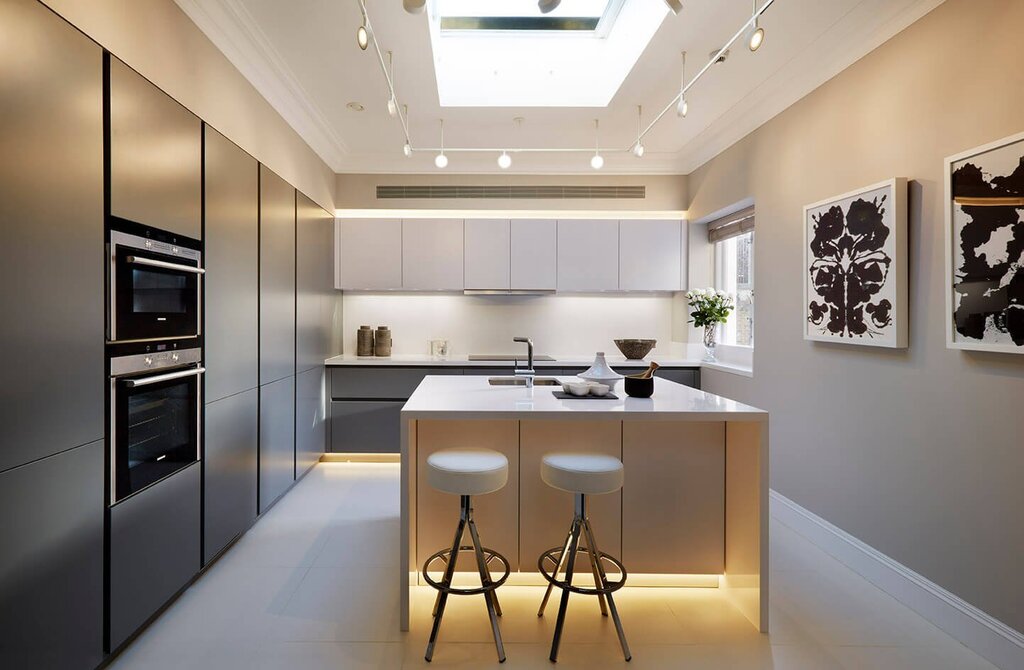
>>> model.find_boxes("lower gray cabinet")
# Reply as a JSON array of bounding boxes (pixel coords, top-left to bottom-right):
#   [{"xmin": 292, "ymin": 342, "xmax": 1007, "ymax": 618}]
[
  {"xmin": 296, "ymin": 367, "xmax": 326, "ymax": 477},
  {"xmin": 204, "ymin": 389, "xmax": 258, "ymax": 564},
  {"xmin": 110, "ymin": 463, "xmax": 201, "ymax": 651},
  {"xmin": 259, "ymin": 376, "xmax": 295, "ymax": 513},
  {"xmin": 0, "ymin": 440, "xmax": 104, "ymax": 670},
  {"xmin": 330, "ymin": 401, "xmax": 403, "ymax": 453}
]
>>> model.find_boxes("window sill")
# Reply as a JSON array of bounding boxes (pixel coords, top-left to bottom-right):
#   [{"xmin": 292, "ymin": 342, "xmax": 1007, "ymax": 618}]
[
  {"xmin": 701, "ymin": 360, "xmax": 753, "ymax": 378},
  {"xmin": 704, "ymin": 342, "xmax": 753, "ymax": 378}
]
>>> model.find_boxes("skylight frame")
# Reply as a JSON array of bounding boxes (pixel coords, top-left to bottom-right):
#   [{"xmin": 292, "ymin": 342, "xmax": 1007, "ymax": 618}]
[{"xmin": 436, "ymin": 0, "xmax": 625, "ymax": 38}]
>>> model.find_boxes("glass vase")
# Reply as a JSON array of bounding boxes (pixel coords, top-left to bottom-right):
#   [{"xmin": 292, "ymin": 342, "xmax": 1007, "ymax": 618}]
[{"xmin": 702, "ymin": 323, "xmax": 718, "ymax": 362}]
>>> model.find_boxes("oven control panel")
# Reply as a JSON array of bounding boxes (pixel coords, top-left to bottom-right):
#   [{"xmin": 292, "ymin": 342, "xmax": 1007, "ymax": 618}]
[{"xmin": 110, "ymin": 348, "xmax": 202, "ymax": 377}]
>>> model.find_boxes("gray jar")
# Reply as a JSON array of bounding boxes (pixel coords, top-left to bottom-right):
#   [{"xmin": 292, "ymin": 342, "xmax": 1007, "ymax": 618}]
[{"xmin": 374, "ymin": 326, "xmax": 392, "ymax": 357}]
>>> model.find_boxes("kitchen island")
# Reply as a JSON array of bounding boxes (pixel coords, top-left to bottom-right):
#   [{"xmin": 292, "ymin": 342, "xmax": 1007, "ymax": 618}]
[{"xmin": 400, "ymin": 374, "xmax": 769, "ymax": 633}]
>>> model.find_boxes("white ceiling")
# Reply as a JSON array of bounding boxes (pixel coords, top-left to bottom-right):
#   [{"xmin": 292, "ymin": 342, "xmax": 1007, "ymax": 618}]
[{"xmin": 175, "ymin": 0, "xmax": 944, "ymax": 175}]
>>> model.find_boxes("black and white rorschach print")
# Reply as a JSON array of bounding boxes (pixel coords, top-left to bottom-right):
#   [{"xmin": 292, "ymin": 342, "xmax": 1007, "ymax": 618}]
[
  {"xmin": 947, "ymin": 133, "xmax": 1024, "ymax": 353},
  {"xmin": 803, "ymin": 178, "xmax": 908, "ymax": 348}
]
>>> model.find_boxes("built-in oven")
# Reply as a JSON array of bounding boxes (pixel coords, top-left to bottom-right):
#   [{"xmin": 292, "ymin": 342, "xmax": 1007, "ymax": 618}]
[
  {"xmin": 108, "ymin": 223, "xmax": 203, "ymax": 346},
  {"xmin": 109, "ymin": 348, "xmax": 203, "ymax": 505}
]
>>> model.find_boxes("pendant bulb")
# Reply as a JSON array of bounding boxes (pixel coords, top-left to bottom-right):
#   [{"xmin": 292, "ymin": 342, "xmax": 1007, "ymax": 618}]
[
  {"xmin": 356, "ymin": 25, "xmax": 368, "ymax": 50},
  {"xmin": 590, "ymin": 154, "xmax": 604, "ymax": 170},
  {"xmin": 403, "ymin": 142, "xmax": 412, "ymax": 158},
  {"xmin": 434, "ymin": 153, "xmax": 448, "ymax": 168},
  {"xmin": 497, "ymin": 151, "xmax": 512, "ymax": 169}
]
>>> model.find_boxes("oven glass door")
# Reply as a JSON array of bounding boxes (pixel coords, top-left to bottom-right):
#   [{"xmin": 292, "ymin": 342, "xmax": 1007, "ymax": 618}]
[
  {"xmin": 113, "ymin": 369, "xmax": 200, "ymax": 504},
  {"xmin": 113, "ymin": 245, "xmax": 200, "ymax": 342}
]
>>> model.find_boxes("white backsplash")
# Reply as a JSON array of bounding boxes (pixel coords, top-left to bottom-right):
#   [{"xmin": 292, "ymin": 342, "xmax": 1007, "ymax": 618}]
[{"xmin": 342, "ymin": 293, "xmax": 680, "ymax": 357}]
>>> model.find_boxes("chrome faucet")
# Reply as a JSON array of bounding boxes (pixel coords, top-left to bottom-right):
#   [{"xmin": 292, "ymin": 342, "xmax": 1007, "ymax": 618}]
[{"xmin": 513, "ymin": 337, "xmax": 535, "ymax": 388}]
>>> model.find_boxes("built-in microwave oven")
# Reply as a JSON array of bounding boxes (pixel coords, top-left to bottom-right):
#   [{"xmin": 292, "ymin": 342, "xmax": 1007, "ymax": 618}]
[
  {"xmin": 109, "ymin": 348, "xmax": 203, "ymax": 505},
  {"xmin": 108, "ymin": 223, "xmax": 203, "ymax": 346}
]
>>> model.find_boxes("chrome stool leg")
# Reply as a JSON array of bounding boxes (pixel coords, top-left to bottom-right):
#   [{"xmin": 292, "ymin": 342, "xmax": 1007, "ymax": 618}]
[
  {"xmin": 424, "ymin": 502, "xmax": 466, "ymax": 662},
  {"xmin": 538, "ymin": 524, "xmax": 574, "ymax": 617},
  {"xmin": 468, "ymin": 512, "xmax": 506, "ymax": 662},
  {"xmin": 549, "ymin": 516, "xmax": 582, "ymax": 662},
  {"xmin": 583, "ymin": 516, "xmax": 631, "ymax": 662}
]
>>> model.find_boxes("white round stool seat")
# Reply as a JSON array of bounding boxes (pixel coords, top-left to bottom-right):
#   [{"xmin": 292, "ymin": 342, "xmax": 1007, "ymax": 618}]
[
  {"xmin": 427, "ymin": 448, "xmax": 509, "ymax": 496},
  {"xmin": 541, "ymin": 452, "xmax": 624, "ymax": 495}
]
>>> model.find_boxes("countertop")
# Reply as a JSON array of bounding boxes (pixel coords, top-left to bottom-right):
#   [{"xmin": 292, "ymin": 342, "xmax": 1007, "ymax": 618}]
[
  {"xmin": 324, "ymin": 352, "xmax": 703, "ymax": 368},
  {"xmin": 400, "ymin": 374, "xmax": 767, "ymax": 421}
]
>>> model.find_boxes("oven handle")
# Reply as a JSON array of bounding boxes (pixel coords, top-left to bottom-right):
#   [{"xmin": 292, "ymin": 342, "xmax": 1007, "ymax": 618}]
[
  {"xmin": 126, "ymin": 255, "xmax": 206, "ymax": 274},
  {"xmin": 125, "ymin": 366, "xmax": 206, "ymax": 388}
]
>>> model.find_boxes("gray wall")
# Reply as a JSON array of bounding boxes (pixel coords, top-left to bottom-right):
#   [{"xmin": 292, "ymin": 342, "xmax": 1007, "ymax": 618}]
[{"xmin": 688, "ymin": 0, "xmax": 1024, "ymax": 633}]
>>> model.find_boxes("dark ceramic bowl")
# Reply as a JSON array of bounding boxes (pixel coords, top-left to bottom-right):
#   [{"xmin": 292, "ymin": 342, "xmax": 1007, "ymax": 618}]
[
  {"xmin": 614, "ymin": 339, "xmax": 656, "ymax": 360},
  {"xmin": 624, "ymin": 375, "xmax": 654, "ymax": 398}
]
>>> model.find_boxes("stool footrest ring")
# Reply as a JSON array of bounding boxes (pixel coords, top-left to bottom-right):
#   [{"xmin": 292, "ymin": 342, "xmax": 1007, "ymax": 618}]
[
  {"xmin": 423, "ymin": 546, "xmax": 511, "ymax": 596},
  {"xmin": 538, "ymin": 546, "xmax": 627, "ymax": 596}
]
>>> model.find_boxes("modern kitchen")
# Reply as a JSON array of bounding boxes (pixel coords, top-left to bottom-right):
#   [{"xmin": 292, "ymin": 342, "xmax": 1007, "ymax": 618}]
[{"xmin": 1, "ymin": 1, "xmax": 1022, "ymax": 669}]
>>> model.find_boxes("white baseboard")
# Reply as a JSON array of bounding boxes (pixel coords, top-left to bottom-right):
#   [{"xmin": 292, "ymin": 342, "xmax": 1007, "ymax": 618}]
[{"xmin": 770, "ymin": 489, "xmax": 1024, "ymax": 670}]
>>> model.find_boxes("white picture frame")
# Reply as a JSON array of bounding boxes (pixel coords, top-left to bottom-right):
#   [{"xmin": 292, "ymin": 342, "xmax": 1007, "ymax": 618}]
[
  {"xmin": 802, "ymin": 177, "xmax": 908, "ymax": 348},
  {"xmin": 944, "ymin": 131, "xmax": 1024, "ymax": 354}
]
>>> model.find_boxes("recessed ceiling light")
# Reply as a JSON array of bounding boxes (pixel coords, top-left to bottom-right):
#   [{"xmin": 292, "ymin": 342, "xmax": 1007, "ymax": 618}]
[{"xmin": 346, "ymin": 102, "xmax": 364, "ymax": 112}]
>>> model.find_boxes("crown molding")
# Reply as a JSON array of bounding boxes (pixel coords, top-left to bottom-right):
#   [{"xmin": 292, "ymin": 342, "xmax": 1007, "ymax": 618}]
[{"xmin": 174, "ymin": 0, "xmax": 349, "ymax": 171}]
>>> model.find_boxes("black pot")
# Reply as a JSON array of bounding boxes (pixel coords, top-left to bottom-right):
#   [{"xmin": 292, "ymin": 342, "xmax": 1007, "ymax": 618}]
[{"xmin": 624, "ymin": 375, "xmax": 654, "ymax": 398}]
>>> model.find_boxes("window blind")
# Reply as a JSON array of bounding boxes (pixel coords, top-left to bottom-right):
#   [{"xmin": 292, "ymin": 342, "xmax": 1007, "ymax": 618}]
[{"xmin": 707, "ymin": 206, "xmax": 755, "ymax": 243}]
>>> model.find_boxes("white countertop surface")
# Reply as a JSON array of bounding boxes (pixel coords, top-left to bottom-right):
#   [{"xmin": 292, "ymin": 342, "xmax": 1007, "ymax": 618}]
[{"xmin": 401, "ymin": 375, "xmax": 767, "ymax": 421}]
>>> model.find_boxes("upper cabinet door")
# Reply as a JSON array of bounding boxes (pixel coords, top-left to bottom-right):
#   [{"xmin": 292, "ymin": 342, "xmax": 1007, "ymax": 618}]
[
  {"xmin": 464, "ymin": 219, "xmax": 510, "ymax": 290},
  {"xmin": 204, "ymin": 127, "xmax": 258, "ymax": 402},
  {"xmin": 0, "ymin": 0, "xmax": 104, "ymax": 473},
  {"xmin": 259, "ymin": 166, "xmax": 296, "ymax": 385},
  {"xmin": 296, "ymin": 194, "xmax": 338, "ymax": 372},
  {"xmin": 340, "ymin": 219, "xmax": 402, "ymax": 289},
  {"xmin": 403, "ymin": 219, "xmax": 464, "ymax": 290},
  {"xmin": 511, "ymin": 219, "xmax": 557, "ymax": 291},
  {"xmin": 557, "ymin": 219, "xmax": 619, "ymax": 291},
  {"xmin": 618, "ymin": 220, "xmax": 683, "ymax": 291},
  {"xmin": 109, "ymin": 58, "xmax": 201, "ymax": 239}
]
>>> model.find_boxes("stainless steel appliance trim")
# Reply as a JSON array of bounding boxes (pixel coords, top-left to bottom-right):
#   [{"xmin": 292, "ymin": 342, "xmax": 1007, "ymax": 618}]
[
  {"xmin": 109, "ymin": 348, "xmax": 202, "ymax": 376},
  {"xmin": 124, "ymin": 366, "xmax": 205, "ymax": 388},
  {"xmin": 125, "ymin": 255, "xmax": 206, "ymax": 274},
  {"xmin": 110, "ymin": 230, "xmax": 202, "ymax": 261}
]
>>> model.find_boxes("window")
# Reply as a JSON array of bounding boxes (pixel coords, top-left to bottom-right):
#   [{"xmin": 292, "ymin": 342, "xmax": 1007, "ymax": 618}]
[{"xmin": 714, "ymin": 231, "xmax": 754, "ymax": 347}]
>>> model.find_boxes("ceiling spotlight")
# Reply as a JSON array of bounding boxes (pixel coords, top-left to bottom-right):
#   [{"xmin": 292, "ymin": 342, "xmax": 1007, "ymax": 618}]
[
  {"xmin": 590, "ymin": 118, "xmax": 603, "ymax": 169},
  {"xmin": 346, "ymin": 101, "xmax": 364, "ymax": 112},
  {"xmin": 538, "ymin": 0, "xmax": 561, "ymax": 14},
  {"xmin": 677, "ymin": 96, "xmax": 688, "ymax": 118},
  {"xmin": 435, "ymin": 119, "xmax": 447, "ymax": 168},
  {"xmin": 403, "ymin": 0, "xmax": 426, "ymax": 14},
  {"xmin": 356, "ymin": 24, "xmax": 368, "ymax": 51},
  {"xmin": 498, "ymin": 151, "xmax": 512, "ymax": 169},
  {"xmin": 590, "ymin": 154, "xmax": 604, "ymax": 170},
  {"xmin": 387, "ymin": 97, "xmax": 398, "ymax": 117},
  {"xmin": 403, "ymin": 142, "xmax": 412, "ymax": 158},
  {"xmin": 633, "ymin": 106, "xmax": 645, "ymax": 158},
  {"xmin": 748, "ymin": 1, "xmax": 764, "ymax": 51},
  {"xmin": 662, "ymin": 0, "xmax": 683, "ymax": 14},
  {"xmin": 386, "ymin": 52, "xmax": 398, "ymax": 117}
]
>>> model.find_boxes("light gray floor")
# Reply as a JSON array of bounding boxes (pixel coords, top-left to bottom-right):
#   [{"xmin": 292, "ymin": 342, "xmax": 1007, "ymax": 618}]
[{"xmin": 109, "ymin": 463, "xmax": 998, "ymax": 669}]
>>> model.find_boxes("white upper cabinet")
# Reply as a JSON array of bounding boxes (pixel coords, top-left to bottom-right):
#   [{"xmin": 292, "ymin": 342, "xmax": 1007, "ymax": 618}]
[
  {"xmin": 511, "ymin": 219, "xmax": 557, "ymax": 290},
  {"xmin": 618, "ymin": 219, "xmax": 683, "ymax": 291},
  {"xmin": 464, "ymin": 219, "xmax": 510, "ymax": 290},
  {"xmin": 340, "ymin": 218, "xmax": 402, "ymax": 289},
  {"xmin": 402, "ymin": 219, "xmax": 464, "ymax": 290},
  {"xmin": 557, "ymin": 219, "xmax": 619, "ymax": 291}
]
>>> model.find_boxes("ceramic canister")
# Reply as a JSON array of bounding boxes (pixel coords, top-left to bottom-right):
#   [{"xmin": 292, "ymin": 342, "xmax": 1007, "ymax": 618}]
[
  {"xmin": 374, "ymin": 326, "xmax": 392, "ymax": 357},
  {"xmin": 357, "ymin": 325, "xmax": 374, "ymax": 357}
]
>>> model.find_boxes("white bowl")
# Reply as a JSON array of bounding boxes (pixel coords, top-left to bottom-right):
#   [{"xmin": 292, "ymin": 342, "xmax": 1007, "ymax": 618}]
[
  {"xmin": 588, "ymin": 383, "xmax": 611, "ymax": 397},
  {"xmin": 567, "ymin": 382, "xmax": 590, "ymax": 397}
]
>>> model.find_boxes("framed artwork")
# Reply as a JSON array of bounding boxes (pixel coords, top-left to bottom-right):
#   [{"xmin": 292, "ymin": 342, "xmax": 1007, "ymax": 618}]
[
  {"xmin": 945, "ymin": 131, "xmax": 1024, "ymax": 353},
  {"xmin": 803, "ymin": 178, "xmax": 908, "ymax": 348}
]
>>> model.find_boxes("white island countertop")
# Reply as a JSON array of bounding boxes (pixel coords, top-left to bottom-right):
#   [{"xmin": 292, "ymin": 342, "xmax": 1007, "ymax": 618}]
[{"xmin": 401, "ymin": 374, "xmax": 767, "ymax": 421}]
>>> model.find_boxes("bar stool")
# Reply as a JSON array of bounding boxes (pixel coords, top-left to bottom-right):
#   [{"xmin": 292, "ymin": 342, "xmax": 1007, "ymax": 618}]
[
  {"xmin": 422, "ymin": 448, "xmax": 511, "ymax": 663},
  {"xmin": 537, "ymin": 452, "xmax": 631, "ymax": 663}
]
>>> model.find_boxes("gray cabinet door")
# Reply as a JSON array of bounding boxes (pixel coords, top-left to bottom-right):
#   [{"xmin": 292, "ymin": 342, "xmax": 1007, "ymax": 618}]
[
  {"xmin": 0, "ymin": 0, "xmax": 103, "ymax": 473},
  {"xmin": 330, "ymin": 401, "xmax": 403, "ymax": 453},
  {"xmin": 109, "ymin": 57, "xmax": 201, "ymax": 238},
  {"xmin": 204, "ymin": 389, "xmax": 258, "ymax": 564},
  {"xmin": 259, "ymin": 376, "xmax": 295, "ymax": 513},
  {"xmin": 296, "ymin": 194, "xmax": 337, "ymax": 373},
  {"xmin": 259, "ymin": 166, "xmax": 296, "ymax": 385},
  {"xmin": 204, "ymin": 126, "xmax": 259, "ymax": 402},
  {"xmin": 0, "ymin": 440, "xmax": 103, "ymax": 670},
  {"xmin": 296, "ymin": 367, "xmax": 326, "ymax": 477},
  {"xmin": 110, "ymin": 463, "xmax": 201, "ymax": 651}
]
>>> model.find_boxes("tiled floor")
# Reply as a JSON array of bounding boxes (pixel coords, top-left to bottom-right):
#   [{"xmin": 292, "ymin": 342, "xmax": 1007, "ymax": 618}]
[{"xmin": 109, "ymin": 463, "xmax": 998, "ymax": 669}]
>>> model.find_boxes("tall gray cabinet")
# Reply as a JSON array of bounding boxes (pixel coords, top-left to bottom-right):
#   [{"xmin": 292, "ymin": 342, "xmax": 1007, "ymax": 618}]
[
  {"xmin": 0, "ymin": 1, "xmax": 104, "ymax": 668},
  {"xmin": 203, "ymin": 126, "xmax": 259, "ymax": 563},
  {"xmin": 259, "ymin": 166, "xmax": 297, "ymax": 511}
]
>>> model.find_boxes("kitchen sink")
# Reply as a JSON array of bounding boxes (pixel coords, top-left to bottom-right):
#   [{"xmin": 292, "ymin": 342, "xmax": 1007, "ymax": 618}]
[{"xmin": 488, "ymin": 377, "xmax": 561, "ymax": 386}]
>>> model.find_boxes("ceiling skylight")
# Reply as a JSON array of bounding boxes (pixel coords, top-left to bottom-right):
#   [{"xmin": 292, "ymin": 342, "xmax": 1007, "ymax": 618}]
[{"xmin": 428, "ymin": 0, "xmax": 668, "ymax": 107}]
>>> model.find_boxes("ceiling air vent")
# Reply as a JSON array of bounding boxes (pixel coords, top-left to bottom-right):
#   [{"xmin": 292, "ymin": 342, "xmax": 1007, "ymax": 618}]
[{"xmin": 376, "ymin": 185, "xmax": 645, "ymax": 200}]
